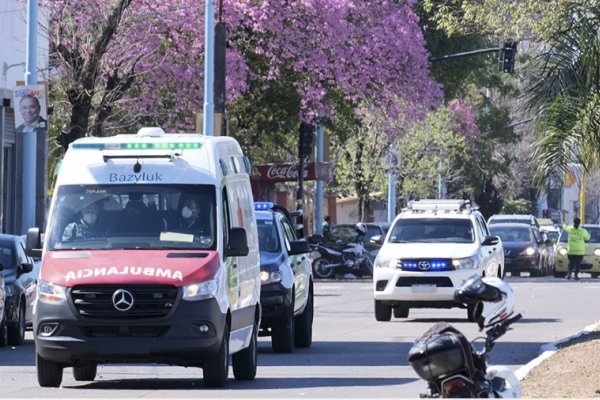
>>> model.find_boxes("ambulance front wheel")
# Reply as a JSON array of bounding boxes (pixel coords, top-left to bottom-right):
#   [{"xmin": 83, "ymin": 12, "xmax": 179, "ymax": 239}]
[{"xmin": 37, "ymin": 353, "xmax": 64, "ymax": 388}]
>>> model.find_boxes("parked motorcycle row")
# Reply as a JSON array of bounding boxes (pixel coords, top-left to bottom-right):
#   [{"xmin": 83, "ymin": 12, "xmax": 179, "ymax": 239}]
[{"xmin": 308, "ymin": 223, "xmax": 376, "ymax": 279}]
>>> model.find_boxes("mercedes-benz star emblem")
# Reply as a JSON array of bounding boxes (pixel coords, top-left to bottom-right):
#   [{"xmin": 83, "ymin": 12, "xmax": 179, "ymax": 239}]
[
  {"xmin": 112, "ymin": 289, "xmax": 134, "ymax": 312},
  {"xmin": 418, "ymin": 261, "xmax": 431, "ymax": 271}
]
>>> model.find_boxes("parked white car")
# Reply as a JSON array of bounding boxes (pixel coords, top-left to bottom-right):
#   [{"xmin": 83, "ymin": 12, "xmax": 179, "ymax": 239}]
[{"xmin": 373, "ymin": 199, "xmax": 504, "ymax": 321}]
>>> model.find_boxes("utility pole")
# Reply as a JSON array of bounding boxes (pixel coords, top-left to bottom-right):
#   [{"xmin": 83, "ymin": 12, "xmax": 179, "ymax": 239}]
[
  {"xmin": 213, "ymin": 0, "xmax": 226, "ymax": 136},
  {"xmin": 386, "ymin": 146, "xmax": 400, "ymax": 223},
  {"xmin": 314, "ymin": 117, "xmax": 324, "ymax": 234},
  {"xmin": 202, "ymin": 0, "xmax": 215, "ymax": 136},
  {"xmin": 22, "ymin": 0, "xmax": 38, "ymax": 233}
]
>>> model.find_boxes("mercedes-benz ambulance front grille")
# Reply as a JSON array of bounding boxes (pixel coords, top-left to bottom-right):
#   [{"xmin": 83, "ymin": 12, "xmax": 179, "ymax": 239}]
[{"xmin": 71, "ymin": 285, "xmax": 178, "ymax": 319}]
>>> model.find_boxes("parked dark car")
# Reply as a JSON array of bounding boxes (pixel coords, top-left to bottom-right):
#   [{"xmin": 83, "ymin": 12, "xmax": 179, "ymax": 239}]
[
  {"xmin": 0, "ymin": 234, "xmax": 38, "ymax": 345},
  {"xmin": 488, "ymin": 223, "xmax": 553, "ymax": 277},
  {"xmin": 255, "ymin": 203, "xmax": 314, "ymax": 353}
]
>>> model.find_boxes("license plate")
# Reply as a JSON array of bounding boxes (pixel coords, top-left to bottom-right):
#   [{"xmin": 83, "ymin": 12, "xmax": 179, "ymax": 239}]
[{"xmin": 411, "ymin": 284, "xmax": 437, "ymax": 293}]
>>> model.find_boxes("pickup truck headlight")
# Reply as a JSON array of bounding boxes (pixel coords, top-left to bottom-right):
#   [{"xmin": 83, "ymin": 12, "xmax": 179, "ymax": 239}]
[
  {"xmin": 183, "ymin": 279, "xmax": 218, "ymax": 301},
  {"xmin": 452, "ymin": 256, "xmax": 478, "ymax": 269},
  {"xmin": 375, "ymin": 257, "xmax": 399, "ymax": 269},
  {"xmin": 260, "ymin": 270, "xmax": 282, "ymax": 284},
  {"xmin": 38, "ymin": 280, "xmax": 67, "ymax": 302},
  {"xmin": 594, "ymin": 248, "xmax": 600, "ymax": 256}
]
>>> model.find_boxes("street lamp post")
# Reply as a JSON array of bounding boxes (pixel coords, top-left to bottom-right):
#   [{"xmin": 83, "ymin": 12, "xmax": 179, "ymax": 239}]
[
  {"xmin": 203, "ymin": 0, "xmax": 215, "ymax": 136},
  {"xmin": 22, "ymin": 0, "xmax": 38, "ymax": 234}
]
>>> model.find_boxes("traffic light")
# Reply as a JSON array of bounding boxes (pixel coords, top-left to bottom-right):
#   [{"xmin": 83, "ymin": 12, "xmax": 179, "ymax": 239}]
[
  {"xmin": 299, "ymin": 122, "xmax": 314, "ymax": 158},
  {"xmin": 498, "ymin": 40, "xmax": 517, "ymax": 73}
]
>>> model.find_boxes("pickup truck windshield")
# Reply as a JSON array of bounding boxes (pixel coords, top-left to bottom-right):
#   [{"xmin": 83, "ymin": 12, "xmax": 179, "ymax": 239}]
[
  {"xmin": 46, "ymin": 184, "xmax": 216, "ymax": 251},
  {"xmin": 389, "ymin": 218, "xmax": 474, "ymax": 243}
]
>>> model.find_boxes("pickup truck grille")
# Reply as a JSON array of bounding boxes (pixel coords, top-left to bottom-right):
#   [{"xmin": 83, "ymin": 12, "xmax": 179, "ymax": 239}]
[
  {"xmin": 71, "ymin": 284, "xmax": 178, "ymax": 320},
  {"xmin": 399, "ymin": 258, "xmax": 453, "ymax": 272}
]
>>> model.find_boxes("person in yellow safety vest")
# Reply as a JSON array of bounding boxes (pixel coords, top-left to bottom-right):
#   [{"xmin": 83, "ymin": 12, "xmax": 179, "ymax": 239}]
[{"xmin": 562, "ymin": 217, "xmax": 591, "ymax": 280}]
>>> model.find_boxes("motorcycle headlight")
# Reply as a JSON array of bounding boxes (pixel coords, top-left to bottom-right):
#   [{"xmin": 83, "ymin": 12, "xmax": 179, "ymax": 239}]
[
  {"xmin": 260, "ymin": 270, "xmax": 282, "ymax": 284},
  {"xmin": 520, "ymin": 247, "xmax": 536, "ymax": 256},
  {"xmin": 594, "ymin": 249, "xmax": 600, "ymax": 257},
  {"xmin": 38, "ymin": 280, "xmax": 67, "ymax": 302},
  {"xmin": 558, "ymin": 248, "xmax": 568, "ymax": 256},
  {"xmin": 375, "ymin": 257, "xmax": 399, "ymax": 269},
  {"xmin": 183, "ymin": 279, "xmax": 218, "ymax": 301},
  {"xmin": 452, "ymin": 256, "xmax": 478, "ymax": 269}
]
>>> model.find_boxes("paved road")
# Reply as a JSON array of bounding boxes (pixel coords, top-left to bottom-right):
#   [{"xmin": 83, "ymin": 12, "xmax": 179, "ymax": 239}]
[{"xmin": 1, "ymin": 275, "xmax": 600, "ymax": 398}]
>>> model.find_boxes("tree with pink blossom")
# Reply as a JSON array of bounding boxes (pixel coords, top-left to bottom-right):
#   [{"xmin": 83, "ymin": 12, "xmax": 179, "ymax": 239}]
[{"xmin": 35, "ymin": 0, "xmax": 441, "ymax": 149}]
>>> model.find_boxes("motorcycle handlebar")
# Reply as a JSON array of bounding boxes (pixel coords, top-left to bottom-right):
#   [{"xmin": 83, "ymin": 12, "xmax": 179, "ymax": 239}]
[{"xmin": 483, "ymin": 313, "xmax": 522, "ymax": 353}]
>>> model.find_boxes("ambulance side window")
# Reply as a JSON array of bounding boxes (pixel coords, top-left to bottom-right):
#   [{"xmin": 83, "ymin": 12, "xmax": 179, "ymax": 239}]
[{"xmin": 222, "ymin": 188, "xmax": 230, "ymax": 251}]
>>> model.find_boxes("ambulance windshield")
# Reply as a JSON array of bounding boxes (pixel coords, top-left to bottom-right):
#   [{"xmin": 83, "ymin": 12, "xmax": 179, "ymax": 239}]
[{"xmin": 46, "ymin": 184, "xmax": 217, "ymax": 251}]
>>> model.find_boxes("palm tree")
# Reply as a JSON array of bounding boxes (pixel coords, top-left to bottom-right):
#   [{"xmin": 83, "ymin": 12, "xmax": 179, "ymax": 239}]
[{"xmin": 525, "ymin": 4, "xmax": 600, "ymax": 186}]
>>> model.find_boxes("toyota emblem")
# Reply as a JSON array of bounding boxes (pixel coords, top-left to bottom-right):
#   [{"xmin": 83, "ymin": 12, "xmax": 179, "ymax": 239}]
[
  {"xmin": 112, "ymin": 289, "xmax": 134, "ymax": 312},
  {"xmin": 418, "ymin": 261, "xmax": 431, "ymax": 271}
]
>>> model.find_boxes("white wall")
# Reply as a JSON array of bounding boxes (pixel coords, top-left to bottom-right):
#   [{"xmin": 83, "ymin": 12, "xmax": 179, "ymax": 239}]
[{"xmin": 0, "ymin": 0, "xmax": 49, "ymax": 97}]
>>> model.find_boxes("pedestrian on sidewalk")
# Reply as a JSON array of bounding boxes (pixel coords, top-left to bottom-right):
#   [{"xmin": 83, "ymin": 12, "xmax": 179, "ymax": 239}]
[{"xmin": 562, "ymin": 217, "xmax": 590, "ymax": 280}]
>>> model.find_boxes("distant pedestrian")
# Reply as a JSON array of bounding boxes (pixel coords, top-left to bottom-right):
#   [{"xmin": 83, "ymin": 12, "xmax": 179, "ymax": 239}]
[
  {"xmin": 562, "ymin": 217, "xmax": 590, "ymax": 280},
  {"xmin": 322, "ymin": 216, "xmax": 331, "ymax": 239}
]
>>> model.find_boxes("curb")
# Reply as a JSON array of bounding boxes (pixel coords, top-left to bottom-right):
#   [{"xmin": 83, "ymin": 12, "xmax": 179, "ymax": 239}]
[{"xmin": 515, "ymin": 320, "xmax": 600, "ymax": 380}]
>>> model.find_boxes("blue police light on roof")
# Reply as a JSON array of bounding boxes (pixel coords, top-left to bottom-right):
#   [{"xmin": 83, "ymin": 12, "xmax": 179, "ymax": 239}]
[{"xmin": 254, "ymin": 202, "xmax": 274, "ymax": 211}]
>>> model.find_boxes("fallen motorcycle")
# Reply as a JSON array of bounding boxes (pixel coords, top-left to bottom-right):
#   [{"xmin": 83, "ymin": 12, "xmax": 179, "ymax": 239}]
[{"xmin": 408, "ymin": 275, "xmax": 522, "ymax": 398}]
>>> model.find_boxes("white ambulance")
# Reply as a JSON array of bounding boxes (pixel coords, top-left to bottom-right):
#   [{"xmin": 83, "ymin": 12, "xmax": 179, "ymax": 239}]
[{"xmin": 26, "ymin": 127, "xmax": 261, "ymax": 388}]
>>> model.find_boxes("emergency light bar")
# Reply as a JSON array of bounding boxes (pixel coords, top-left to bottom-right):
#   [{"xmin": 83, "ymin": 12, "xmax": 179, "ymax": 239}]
[
  {"xmin": 254, "ymin": 202, "xmax": 274, "ymax": 211},
  {"xmin": 407, "ymin": 199, "xmax": 473, "ymax": 213},
  {"xmin": 72, "ymin": 142, "xmax": 202, "ymax": 151}
]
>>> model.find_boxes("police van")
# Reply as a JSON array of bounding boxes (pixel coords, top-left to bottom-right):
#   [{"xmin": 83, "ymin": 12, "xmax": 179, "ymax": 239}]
[{"xmin": 26, "ymin": 127, "xmax": 261, "ymax": 388}]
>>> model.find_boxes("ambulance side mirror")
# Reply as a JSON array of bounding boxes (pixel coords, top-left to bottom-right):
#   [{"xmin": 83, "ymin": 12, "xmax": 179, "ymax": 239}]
[
  {"xmin": 225, "ymin": 227, "xmax": 249, "ymax": 257},
  {"xmin": 26, "ymin": 227, "xmax": 43, "ymax": 258}
]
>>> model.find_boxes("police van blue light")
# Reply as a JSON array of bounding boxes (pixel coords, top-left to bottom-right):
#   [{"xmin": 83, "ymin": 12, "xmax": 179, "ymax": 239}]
[{"xmin": 254, "ymin": 202, "xmax": 274, "ymax": 211}]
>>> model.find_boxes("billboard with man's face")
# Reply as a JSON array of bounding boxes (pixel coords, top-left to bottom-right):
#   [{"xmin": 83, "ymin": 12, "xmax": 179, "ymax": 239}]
[{"xmin": 12, "ymin": 84, "xmax": 48, "ymax": 134}]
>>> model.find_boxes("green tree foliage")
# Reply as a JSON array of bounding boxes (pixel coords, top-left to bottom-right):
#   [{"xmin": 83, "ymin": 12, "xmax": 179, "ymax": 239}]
[
  {"xmin": 502, "ymin": 198, "xmax": 532, "ymax": 214},
  {"xmin": 421, "ymin": 0, "xmax": 576, "ymax": 40},
  {"xmin": 525, "ymin": 5, "xmax": 600, "ymax": 185},
  {"xmin": 396, "ymin": 107, "xmax": 474, "ymax": 201},
  {"xmin": 327, "ymin": 103, "xmax": 390, "ymax": 221}
]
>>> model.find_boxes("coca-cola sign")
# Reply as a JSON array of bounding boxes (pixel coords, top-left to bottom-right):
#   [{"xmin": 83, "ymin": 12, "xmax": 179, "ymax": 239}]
[{"xmin": 253, "ymin": 162, "xmax": 333, "ymax": 182}]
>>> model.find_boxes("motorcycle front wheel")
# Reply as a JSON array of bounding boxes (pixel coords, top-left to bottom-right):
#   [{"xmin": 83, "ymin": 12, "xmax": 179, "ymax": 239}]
[{"xmin": 312, "ymin": 257, "xmax": 336, "ymax": 279}]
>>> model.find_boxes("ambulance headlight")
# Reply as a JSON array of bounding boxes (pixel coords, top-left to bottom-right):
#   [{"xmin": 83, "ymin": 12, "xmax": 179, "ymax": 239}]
[
  {"xmin": 558, "ymin": 248, "xmax": 568, "ymax": 256},
  {"xmin": 38, "ymin": 280, "xmax": 67, "ymax": 302},
  {"xmin": 183, "ymin": 279, "xmax": 218, "ymax": 301}
]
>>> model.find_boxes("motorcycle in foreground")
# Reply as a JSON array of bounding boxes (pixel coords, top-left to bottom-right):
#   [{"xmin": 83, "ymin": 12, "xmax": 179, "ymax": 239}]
[
  {"xmin": 309, "ymin": 223, "xmax": 374, "ymax": 279},
  {"xmin": 408, "ymin": 275, "xmax": 522, "ymax": 398}
]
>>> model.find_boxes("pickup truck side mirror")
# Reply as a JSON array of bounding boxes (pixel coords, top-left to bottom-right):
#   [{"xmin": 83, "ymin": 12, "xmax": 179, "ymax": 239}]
[
  {"xmin": 224, "ymin": 227, "xmax": 249, "ymax": 257},
  {"xmin": 482, "ymin": 235, "xmax": 500, "ymax": 246},
  {"xmin": 370, "ymin": 235, "xmax": 383, "ymax": 245}
]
